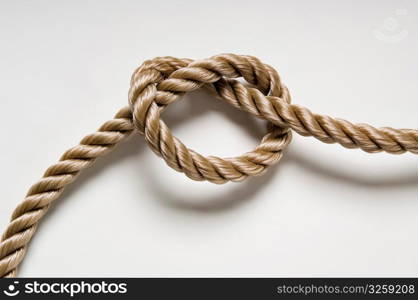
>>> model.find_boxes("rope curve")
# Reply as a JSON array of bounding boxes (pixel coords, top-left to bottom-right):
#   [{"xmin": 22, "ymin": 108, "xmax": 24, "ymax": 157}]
[{"xmin": 1, "ymin": 53, "xmax": 417, "ymax": 277}]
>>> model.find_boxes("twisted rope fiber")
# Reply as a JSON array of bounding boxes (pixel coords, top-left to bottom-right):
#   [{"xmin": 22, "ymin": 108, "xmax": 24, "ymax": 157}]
[{"xmin": 1, "ymin": 54, "xmax": 418, "ymax": 277}]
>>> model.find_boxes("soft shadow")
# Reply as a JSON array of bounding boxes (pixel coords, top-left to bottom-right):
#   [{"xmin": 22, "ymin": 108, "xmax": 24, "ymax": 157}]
[
  {"xmin": 139, "ymin": 89, "xmax": 283, "ymax": 212},
  {"xmin": 285, "ymin": 148, "xmax": 418, "ymax": 188},
  {"xmin": 163, "ymin": 89, "xmax": 266, "ymax": 140},
  {"xmin": 37, "ymin": 89, "xmax": 276, "ymax": 221},
  {"xmin": 142, "ymin": 161, "xmax": 284, "ymax": 212},
  {"xmin": 19, "ymin": 90, "xmax": 279, "ymax": 274},
  {"xmin": 17, "ymin": 90, "xmax": 418, "ymax": 274},
  {"xmin": 38, "ymin": 88, "xmax": 418, "ymax": 221},
  {"xmin": 29, "ymin": 88, "xmax": 418, "ymax": 221}
]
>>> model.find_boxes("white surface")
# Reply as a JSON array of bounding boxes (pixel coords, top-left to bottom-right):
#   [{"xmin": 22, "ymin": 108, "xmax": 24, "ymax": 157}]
[{"xmin": 1, "ymin": 0, "xmax": 418, "ymax": 277}]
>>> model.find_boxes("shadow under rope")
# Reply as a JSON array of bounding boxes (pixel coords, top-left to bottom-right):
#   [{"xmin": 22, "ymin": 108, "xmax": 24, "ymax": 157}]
[
  {"xmin": 50, "ymin": 89, "xmax": 277, "ymax": 212},
  {"xmin": 18, "ymin": 89, "xmax": 418, "ymax": 273},
  {"xmin": 286, "ymin": 149, "xmax": 418, "ymax": 189},
  {"xmin": 31, "ymin": 88, "xmax": 418, "ymax": 217}
]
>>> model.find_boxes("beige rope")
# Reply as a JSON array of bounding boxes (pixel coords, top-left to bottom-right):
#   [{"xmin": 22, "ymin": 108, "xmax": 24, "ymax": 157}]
[{"xmin": 1, "ymin": 53, "xmax": 417, "ymax": 277}]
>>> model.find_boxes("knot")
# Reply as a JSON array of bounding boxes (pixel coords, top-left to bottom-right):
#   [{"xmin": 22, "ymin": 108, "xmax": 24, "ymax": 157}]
[{"xmin": 128, "ymin": 54, "xmax": 293, "ymax": 184}]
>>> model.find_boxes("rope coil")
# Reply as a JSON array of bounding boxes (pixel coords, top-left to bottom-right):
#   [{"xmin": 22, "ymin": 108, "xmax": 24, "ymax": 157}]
[{"xmin": 1, "ymin": 53, "xmax": 417, "ymax": 277}]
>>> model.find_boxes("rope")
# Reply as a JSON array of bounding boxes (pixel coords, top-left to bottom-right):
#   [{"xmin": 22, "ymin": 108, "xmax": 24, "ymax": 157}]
[{"xmin": 1, "ymin": 53, "xmax": 417, "ymax": 277}]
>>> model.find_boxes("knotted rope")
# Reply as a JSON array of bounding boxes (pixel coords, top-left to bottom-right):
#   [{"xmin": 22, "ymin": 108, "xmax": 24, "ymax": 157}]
[{"xmin": 1, "ymin": 54, "xmax": 417, "ymax": 277}]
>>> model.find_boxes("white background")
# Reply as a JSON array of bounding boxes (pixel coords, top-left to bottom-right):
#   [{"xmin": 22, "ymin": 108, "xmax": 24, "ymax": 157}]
[{"xmin": 1, "ymin": 0, "xmax": 418, "ymax": 277}]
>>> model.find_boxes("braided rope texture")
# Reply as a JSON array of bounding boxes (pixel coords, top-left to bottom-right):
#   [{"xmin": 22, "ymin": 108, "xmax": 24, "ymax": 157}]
[{"xmin": 1, "ymin": 53, "xmax": 418, "ymax": 277}]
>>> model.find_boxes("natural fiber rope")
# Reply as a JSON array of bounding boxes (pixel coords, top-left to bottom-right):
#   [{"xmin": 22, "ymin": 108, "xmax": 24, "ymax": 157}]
[{"xmin": 1, "ymin": 53, "xmax": 417, "ymax": 277}]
